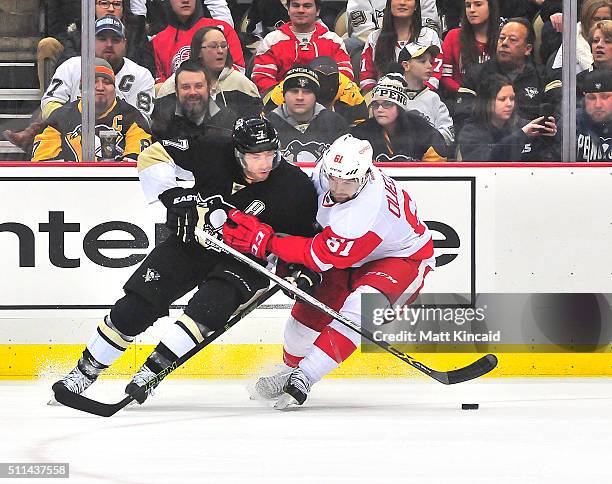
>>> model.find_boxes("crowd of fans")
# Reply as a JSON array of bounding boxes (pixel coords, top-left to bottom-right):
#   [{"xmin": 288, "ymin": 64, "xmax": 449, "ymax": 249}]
[{"xmin": 2, "ymin": 0, "xmax": 611, "ymax": 162}]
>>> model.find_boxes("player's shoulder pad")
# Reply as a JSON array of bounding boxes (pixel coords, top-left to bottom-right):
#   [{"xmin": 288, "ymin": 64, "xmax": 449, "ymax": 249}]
[{"xmin": 325, "ymin": 179, "xmax": 384, "ymax": 240}]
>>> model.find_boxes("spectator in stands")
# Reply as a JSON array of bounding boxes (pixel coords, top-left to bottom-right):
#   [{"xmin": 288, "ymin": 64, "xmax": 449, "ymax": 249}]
[
  {"xmin": 251, "ymin": 0, "xmax": 353, "ymax": 95},
  {"xmin": 455, "ymin": 18, "xmax": 561, "ymax": 131},
  {"xmin": 441, "ymin": 0, "xmax": 500, "ymax": 98},
  {"xmin": 4, "ymin": 15, "xmax": 155, "ymax": 155},
  {"xmin": 155, "ymin": 26, "xmax": 262, "ymax": 119},
  {"xmin": 41, "ymin": 16, "xmax": 155, "ymax": 123},
  {"xmin": 265, "ymin": 67, "xmax": 350, "ymax": 162},
  {"xmin": 397, "ymin": 45, "xmax": 454, "ymax": 145},
  {"xmin": 31, "ymin": 58, "xmax": 152, "ymax": 162},
  {"xmin": 245, "ymin": 0, "xmax": 289, "ymax": 40},
  {"xmin": 457, "ymin": 74, "xmax": 559, "ymax": 161},
  {"xmin": 360, "ymin": 0, "xmax": 443, "ymax": 93},
  {"xmin": 140, "ymin": 0, "xmax": 235, "ymax": 36},
  {"xmin": 150, "ymin": 61, "xmax": 237, "ymax": 139},
  {"xmin": 547, "ymin": 0, "xmax": 609, "ymax": 71},
  {"xmin": 264, "ymin": 56, "xmax": 367, "ymax": 126},
  {"xmin": 577, "ymin": 20, "xmax": 612, "ymax": 94},
  {"xmin": 351, "ymin": 73, "xmax": 447, "ymax": 161},
  {"xmin": 151, "ymin": 0, "xmax": 244, "ymax": 82},
  {"xmin": 576, "ymin": 69, "xmax": 612, "ymax": 161},
  {"xmin": 345, "ymin": 0, "xmax": 440, "ymax": 74},
  {"xmin": 38, "ymin": 0, "xmax": 156, "ymax": 89}
]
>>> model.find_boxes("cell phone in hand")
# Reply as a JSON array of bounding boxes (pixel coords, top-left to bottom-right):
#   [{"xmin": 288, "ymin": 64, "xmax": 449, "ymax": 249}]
[{"xmin": 537, "ymin": 105, "xmax": 556, "ymax": 133}]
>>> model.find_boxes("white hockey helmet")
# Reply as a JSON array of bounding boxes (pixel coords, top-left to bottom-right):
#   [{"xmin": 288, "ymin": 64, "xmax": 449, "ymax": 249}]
[{"xmin": 320, "ymin": 134, "xmax": 373, "ymax": 200}]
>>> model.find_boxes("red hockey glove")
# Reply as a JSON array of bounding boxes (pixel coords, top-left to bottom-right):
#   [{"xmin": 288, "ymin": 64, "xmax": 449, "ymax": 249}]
[{"xmin": 223, "ymin": 209, "xmax": 275, "ymax": 259}]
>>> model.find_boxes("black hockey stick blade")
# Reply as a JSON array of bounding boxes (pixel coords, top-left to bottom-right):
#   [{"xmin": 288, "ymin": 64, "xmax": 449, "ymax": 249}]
[
  {"xmin": 52, "ymin": 382, "xmax": 131, "ymax": 417},
  {"xmin": 434, "ymin": 354, "xmax": 498, "ymax": 385},
  {"xmin": 52, "ymin": 285, "xmax": 281, "ymax": 417}
]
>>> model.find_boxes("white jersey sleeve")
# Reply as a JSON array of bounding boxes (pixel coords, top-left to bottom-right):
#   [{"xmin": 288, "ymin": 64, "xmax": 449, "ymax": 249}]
[
  {"xmin": 347, "ymin": 0, "xmax": 384, "ymax": 43},
  {"xmin": 114, "ymin": 58, "xmax": 155, "ymax": 123},
  {"xmin": 40, "ymin": 57, "xmax": 82, "ymax": 111},
  {"xmin": 204, "ymin": 0, "xmax": 234, "ymax": 27},
  {"xmin": 130, "ymin": 0, "xmax": 147, "ymax": 16}
]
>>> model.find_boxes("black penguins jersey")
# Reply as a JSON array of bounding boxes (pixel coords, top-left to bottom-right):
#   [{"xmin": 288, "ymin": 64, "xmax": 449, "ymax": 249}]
[{"xmin": 137, "ymin": 133, "xmax": 319, "ymax": 238}]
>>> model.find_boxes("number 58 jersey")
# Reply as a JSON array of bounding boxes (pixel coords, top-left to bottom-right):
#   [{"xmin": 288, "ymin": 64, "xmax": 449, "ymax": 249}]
[{"xmin": 309, "ymin": 164, "xmax": 435, "ymax": 271}]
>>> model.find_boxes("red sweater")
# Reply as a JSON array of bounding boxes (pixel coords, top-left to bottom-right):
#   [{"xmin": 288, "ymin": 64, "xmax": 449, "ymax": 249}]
[
  {"xmin": 441, "ymin": 28, "xmax": 491, "ymax": 94},
  {"xmin": 252, "ymin": 22, "xmax": 353, "ymax": 93},
  {"xmin": 151, "ymin": 17, "xmax": 245, "ymax": 82}
]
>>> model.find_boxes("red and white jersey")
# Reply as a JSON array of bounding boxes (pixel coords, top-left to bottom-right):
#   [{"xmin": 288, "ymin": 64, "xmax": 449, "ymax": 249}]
[
  {"xmin": 294, "ymin": 165, "xmax": 434, "ymax": 272},
  {"xmin": 359, "ymin": 27, "xmax": 442, "ymax": 92},
  {"xmin": 252, "ymin": 22, "xmax": 353, "ymax": 93},
  {"xmin": 41, "ymin": 56, "xmax": 155, "ymax": 123}
]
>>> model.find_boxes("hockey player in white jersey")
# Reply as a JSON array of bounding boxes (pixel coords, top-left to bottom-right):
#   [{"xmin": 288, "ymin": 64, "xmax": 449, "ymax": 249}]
[
  {"xmin": 223, "ymin": 134, "xmax": 436, "ymax": 408},
  {"xmin": 41, "ymin": 15, "xmax": 155, "ymax": 123}
]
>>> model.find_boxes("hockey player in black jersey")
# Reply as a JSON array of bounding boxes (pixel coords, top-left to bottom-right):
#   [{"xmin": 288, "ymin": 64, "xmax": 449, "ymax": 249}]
[{"xmin": 52, "ymin": 116, "xmax": 319, "ymax": 403}]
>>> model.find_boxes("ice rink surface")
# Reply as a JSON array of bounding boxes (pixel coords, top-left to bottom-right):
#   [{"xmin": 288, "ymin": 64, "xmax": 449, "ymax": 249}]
[{"xmin": 1, "ymin": 378, "xmax": 610, "ymax": 484}]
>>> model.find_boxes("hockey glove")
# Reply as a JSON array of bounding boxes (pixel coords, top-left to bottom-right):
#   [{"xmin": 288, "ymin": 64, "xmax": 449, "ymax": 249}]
[
  {"xmin": 158, "ymin": 187, "xmax": 199, "ymax": 243},
  {"xmin": 223, "ymin": 209, "xmax": 274, "ymax": 259},
  {"xmin": 283, "ymin": 264, "xmax": 322, "ymax": 299}
]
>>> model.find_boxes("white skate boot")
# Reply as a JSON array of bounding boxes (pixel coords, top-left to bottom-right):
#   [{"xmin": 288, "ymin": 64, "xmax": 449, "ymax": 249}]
[
  {"xmin": 250, "ymin": 364, "xmax": 294, "ymax": 400},
  {"xmin": 274, "ymin": 368, "xmax": 313, "ymax": 410},
  {"xmin": 125, "ymin": 365, "xmax": 157, "ymax": 404}
]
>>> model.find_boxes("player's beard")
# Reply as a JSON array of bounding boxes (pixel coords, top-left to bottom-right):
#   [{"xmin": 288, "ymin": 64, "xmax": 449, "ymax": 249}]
[{"xmin": 179, "ymin": 94, "xmax": 208, "ymax": 122}]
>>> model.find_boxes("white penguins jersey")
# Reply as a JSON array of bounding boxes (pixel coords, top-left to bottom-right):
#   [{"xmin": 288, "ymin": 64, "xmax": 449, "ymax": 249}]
[
  {"xmin": 41, "ymin": 56, "xmax": 155, "ymax": 123},
  {"xmin": 306, "ymin": 164, "xmax": 434, "ymax": 270},
  {"xmin": 347, "ymin": 0, "xmax": 440, "ymax": 43}
]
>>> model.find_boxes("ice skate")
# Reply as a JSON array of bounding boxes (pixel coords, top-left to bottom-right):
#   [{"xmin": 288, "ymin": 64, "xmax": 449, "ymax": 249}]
[
  {"xmin": 51, "ymin": 365, "xmax": 97, "ymax": 402},
  {"xmin": 125, "ymin": 365, "xmax": 157, "ymax": 404},
  {"xmin": 250, "ymin": 364, "xmax": 294, "ymax": 400},
  {"xmin": 274, "ymin": 368, "xmax": 313, "ymax": 410}
]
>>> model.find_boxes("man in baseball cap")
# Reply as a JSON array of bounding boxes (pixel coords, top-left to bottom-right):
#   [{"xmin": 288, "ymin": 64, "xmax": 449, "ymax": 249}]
[
  {"xmin": 576, "ymin": 69, "xmax": 612, "ymax": 161},
  {"xmin": 95, "ymin": 14, "xmax": 126, "ymax": 38}
]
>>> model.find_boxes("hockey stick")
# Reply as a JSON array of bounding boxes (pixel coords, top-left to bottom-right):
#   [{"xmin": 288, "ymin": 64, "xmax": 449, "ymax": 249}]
[
  {"xmin": 52, "ymin": 284, "xmax": 282, "ymax": 417},
  {"xmin": 196, "ymin": 229, "xmax": 498, "ymax": 385}
]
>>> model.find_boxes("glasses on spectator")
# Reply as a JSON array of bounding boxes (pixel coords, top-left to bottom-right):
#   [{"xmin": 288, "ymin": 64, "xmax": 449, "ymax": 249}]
[
  {"xmin": 370, "ymin": 101, "xmax": 396, "ymax": 109},
  {"xmin": 201, "ymin": 42, "xmax": 229, "ymax": 50},
  {"xmin": 97, "ymin": 1, "xmax": 123, "ymax": 9}
]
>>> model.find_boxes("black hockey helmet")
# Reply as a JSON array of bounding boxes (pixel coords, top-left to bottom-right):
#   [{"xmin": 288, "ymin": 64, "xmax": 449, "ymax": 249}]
[{"xmin": 232, "ymin": 116, "xmax": 282, "ymax": 174}]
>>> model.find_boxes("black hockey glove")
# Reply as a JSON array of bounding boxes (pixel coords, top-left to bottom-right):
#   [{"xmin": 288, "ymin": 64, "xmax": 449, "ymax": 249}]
[
  {"xmin": 283, "ymin": 264, "xmax": 322, "ymax": 300},
  {"xmin": 158, "ymin": 187, "xmax": 199, "ymax": 243}
]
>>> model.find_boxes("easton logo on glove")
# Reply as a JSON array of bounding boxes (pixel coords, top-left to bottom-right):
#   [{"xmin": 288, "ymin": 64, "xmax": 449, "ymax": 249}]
[{"xmin": 173, "ymin": 194, "xmax": 198, "ymax": 204}]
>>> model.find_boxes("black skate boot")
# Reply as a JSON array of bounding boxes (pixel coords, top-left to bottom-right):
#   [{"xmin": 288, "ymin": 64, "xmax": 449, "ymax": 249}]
[{"xmin": 274, "ymin": 368, "xmax": 313, "ymax": 409}]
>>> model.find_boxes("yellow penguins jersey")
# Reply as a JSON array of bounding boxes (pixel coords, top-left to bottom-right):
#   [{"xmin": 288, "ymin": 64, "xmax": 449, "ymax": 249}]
[{"xmin": 32, "ymin": 99, "xmax": 152, "ymax": 162}]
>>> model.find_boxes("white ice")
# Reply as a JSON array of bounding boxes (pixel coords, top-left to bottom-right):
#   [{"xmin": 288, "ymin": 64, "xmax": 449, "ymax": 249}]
[{"xmin": 1, "ymin": 378, "xmax": 610, "ymax": 484}]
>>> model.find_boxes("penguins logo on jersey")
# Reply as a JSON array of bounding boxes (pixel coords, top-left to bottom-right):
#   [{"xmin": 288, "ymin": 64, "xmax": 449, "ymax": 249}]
[
  {"xmin": 282, "ymin": 140, "xmax": 329, "ymax": 163},
  {"xmin": 196, "ymin": 194, "xmax": 235, "ymax": 252},
  {"xmin": 65, "ymin": 124, "xmax": 125, "ymax": 161}
]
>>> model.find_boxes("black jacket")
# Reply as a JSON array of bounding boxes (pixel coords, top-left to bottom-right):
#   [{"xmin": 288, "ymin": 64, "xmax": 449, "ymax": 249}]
[
  {"xmin": 458, "ymin": 117, "xmax": 560, "ymax": 162},
  {"xmin": 350, "ymin": 110, "xmax": 447, "ymax": 162}
]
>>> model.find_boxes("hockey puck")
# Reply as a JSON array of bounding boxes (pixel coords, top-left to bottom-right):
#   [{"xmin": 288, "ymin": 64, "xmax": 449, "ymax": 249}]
[{"xmin": 461, "ymin": 403, "xmax": 479, "ymax": 410}]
